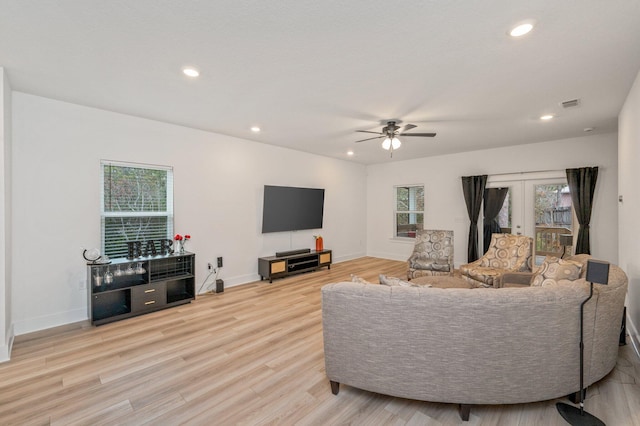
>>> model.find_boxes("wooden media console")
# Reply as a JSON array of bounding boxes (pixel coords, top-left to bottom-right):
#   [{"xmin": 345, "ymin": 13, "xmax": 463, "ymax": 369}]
[{"xmin": 258, "ymin": 249, "xmax": 332, "ymax": 283}]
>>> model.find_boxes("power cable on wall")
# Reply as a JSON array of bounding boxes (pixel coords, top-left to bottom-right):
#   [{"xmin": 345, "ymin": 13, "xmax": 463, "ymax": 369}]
[{"xmin": 198, "ymin": 268, "xmax": 220, "ymax": 294}]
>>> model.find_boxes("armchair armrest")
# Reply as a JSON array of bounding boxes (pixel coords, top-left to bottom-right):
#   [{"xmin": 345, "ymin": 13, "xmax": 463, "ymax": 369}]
[{"xmin": 498, "ymin": 272, "xmax": 535, "ymax": 288}]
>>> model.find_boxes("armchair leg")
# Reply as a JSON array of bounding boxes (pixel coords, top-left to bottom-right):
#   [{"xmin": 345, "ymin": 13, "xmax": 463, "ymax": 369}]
[{"xmin": 330, "ymin": 380, "xmax": 340, "ymax": 395}]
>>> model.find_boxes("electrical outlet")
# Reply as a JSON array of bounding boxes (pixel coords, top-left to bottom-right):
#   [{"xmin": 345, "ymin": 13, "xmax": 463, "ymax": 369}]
[
  {"xmin": 207, "ymin": 262, "xmax": 213, "ymax": 271},
  {"xmin": 217, "ymin": 257, "xmax": 223, "ymax": 268}
]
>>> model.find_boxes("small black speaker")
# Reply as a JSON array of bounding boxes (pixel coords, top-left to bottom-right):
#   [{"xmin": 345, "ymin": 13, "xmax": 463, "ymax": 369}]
[
  {"xmin": 216, "ymin": 279, "xmax": 224, "ymax": 293},
  {"xmin": 586, "ymin": 260, "xmax": 609, "ymax": 285}
]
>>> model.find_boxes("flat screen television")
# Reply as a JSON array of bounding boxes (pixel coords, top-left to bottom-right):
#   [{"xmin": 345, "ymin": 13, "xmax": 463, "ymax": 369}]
[{"xmin": 261, "ymin": 185, "xmax": 325, "ymax": 233}]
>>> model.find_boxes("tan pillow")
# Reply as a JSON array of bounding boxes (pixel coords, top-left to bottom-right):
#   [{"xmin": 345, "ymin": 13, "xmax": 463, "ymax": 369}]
[
  {"xmin": 350, "ymin": 274, "xmax": 372, "ymax": 285},
  {"xmin": 378, "ymin": 274, "xmax": 416, "ymax": 287},
  {"xmin": 531, "ymin": 256, "xmax": 582, "ymax": 287}
]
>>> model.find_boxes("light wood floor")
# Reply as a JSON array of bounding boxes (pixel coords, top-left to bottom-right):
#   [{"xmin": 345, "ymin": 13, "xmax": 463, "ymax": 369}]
[{"xmin": 1, "ymin": 257, "xmax": 639, "ymax": 425}]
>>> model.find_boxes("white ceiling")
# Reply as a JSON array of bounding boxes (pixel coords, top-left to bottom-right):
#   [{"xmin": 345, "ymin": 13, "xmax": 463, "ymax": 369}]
[{"xmin": 2, "ymin": 1, "xmax": 640, "ymax": 164}]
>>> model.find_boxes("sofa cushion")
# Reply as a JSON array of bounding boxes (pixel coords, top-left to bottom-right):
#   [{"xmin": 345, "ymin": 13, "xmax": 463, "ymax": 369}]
[
  {"xmin": 567, "ymin": 254, "xmax": 593, "ymax": 278},
  {"xmin": 379, "ymin": 274, "xmax": 416, "ymax": 287},
  {"xmin": 531, "ymin": 256, "xmax": 582, "ymax": 287},
  {"xmin": 350, "ymin": 274, "xmax": 372, "ymax": 285}
]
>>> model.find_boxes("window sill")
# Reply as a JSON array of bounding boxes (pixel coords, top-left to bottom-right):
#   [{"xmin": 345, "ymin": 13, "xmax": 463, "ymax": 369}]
[{"xmin": 390, "ymin": 237, "xmax": 416, "ymax": 244}]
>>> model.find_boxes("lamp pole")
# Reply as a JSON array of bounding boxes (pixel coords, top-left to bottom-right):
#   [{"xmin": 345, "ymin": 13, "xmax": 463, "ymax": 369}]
[{"xmin": 556, "ymin": 260, "xmax": 609, "ymax": 426}]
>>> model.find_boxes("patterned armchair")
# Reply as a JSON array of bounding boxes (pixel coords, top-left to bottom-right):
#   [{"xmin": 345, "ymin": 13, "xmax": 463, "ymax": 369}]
[
  {"xmin": 460, "ymin": 233, "xmax": 533, "ymax": 288},
  {"xmin": 407, "ymin": 230, "xmax": 454, "ymax": 280}
]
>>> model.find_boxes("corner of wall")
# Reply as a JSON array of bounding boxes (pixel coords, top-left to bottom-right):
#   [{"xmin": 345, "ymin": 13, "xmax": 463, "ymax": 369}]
[{"xmin": 1, "ymin": 66, "xmax": 14, "ymax": 362}]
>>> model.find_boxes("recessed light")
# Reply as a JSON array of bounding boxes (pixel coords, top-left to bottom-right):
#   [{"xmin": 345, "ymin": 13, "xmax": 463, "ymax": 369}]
[
  {"xmin": 509, "ymin": 22, "xmax": 534, "ymax": 37},
  {"xmin": 182, "ymin": 67, "xmax": 200, "ymax": 78},
  {"xmin": 540, "ymin": 114, "xmax": 554, "ymax": 120},
  {"xmin": 251, "ymin": 126, "xmax": 261, "ymax": 133},
  {"xmin": 584, "ymin": 127, "xmax": 594, "ymax": 132},
  {"xmin": 347, "ymin": 151, "xmax": 354, "ymax": 156}
]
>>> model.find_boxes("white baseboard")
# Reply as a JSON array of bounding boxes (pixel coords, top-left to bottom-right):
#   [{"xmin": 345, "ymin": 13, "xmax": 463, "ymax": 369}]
[
  {"xmin": 13, "ymin": 308, "xmax": 87, "ymax": 336},
  {"xmin": 627, "ymin": 311, "xmax": 640, "ymax": 359},
  {"xmin": 333, "ymin": 251, "xmax": 367, "ymax": 263},
  {"xmin": 197, "ymin": 272, "xmax": 260, "ymax": 294},
  {"xmin": 196, "ymin": 252, "xmax": 368, "ymax": 295},
  {"xmin": 366, "ymin": 251, "xmax": 408, "ymax": 262}
]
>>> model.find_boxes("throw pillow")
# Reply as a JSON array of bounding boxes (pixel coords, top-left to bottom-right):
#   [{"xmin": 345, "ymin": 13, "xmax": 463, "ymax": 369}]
[
  {"xmin": 567, "ymin": 254, "xmax": 592, "ymax": 278},
  {"xmin": 531, "ymin": 256, "xmax": 582, "ymax": 286},
  {"xmin": 350, "ymin": 274, "xmax": 372, "ymax": 285},
  {"xmin": 378, "ymin": 274, "xmax": 415, "ymax": 287}
]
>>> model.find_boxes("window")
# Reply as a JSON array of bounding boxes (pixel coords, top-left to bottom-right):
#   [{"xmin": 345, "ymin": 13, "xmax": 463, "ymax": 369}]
[
  {"xmin": 101, "ymin": 161, "xmax": 174, "ymax": 258},
  {"xmin": 394, "ymin": 185, "xmax": 424, "ymax": 238}
]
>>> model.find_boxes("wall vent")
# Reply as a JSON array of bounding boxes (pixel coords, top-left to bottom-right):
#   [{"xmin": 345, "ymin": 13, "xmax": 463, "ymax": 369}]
[{"xmin": 561, "ymin": 98, "xmax": 580, "ymax": 108}]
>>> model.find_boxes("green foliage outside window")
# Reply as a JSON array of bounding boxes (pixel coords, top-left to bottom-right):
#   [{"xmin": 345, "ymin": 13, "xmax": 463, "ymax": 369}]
[
  {"xmin": 395, "ymin": 185, "xmax": 424, "ymax": 237},
  {"xmin": 102, "ymin": 162, "xmax": 173, "ymax": 258}
]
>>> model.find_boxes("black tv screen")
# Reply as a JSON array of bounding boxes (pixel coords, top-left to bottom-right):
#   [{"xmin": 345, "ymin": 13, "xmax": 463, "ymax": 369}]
[{"xmin": 262, "ymin": 185, "xmax": 325, "ymax": 233}]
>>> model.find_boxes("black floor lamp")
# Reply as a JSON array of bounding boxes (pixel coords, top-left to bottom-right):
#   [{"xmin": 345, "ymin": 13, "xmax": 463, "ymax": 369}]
[{"xmin": 556, "ymin": 259, "xmax": 609, "ymax": 426}]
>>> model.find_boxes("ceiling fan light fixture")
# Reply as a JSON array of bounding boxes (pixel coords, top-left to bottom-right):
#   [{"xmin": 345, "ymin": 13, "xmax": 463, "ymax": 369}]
[{"xmin": 382, "ymin": 137, "xmax": 401, "ymax": 150}]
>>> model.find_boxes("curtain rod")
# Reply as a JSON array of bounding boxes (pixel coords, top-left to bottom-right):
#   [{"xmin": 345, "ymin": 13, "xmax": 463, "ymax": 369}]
[
  {"xmin": 463, "ymin": 166, "xmax": 598, "ymax": 178},
  {"xmin": 485, "ymin": 169, "xmax": 564, "ymax": 177}
]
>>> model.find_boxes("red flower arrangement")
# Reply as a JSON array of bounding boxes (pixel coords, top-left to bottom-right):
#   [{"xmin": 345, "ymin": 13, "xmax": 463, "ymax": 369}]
[{"xmin": 174, "ymin": 234, "xmax": 191, "ymax": 253}]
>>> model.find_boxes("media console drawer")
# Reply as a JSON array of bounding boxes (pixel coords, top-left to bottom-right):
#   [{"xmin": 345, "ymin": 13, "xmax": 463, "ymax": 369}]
[
  {"xmin": 132, "ymin": 282, "xmax": 167, "ymax": 312},
  {"xmin": 271, "ymin": 261, "xmax": 286, "ymax": 274},
  {"xmin": 258, "ymin": 249, "xmax": 332, "ymax": 283},
  {"xmin": 319, "ymin": 252, "xmax": 331, "ymax": 265}
]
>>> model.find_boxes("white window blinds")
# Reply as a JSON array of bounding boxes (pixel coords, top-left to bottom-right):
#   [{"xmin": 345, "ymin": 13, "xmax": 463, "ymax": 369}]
[{"xmin": 101, "ymin": 161, "xmax": 174, "ymax": 258}]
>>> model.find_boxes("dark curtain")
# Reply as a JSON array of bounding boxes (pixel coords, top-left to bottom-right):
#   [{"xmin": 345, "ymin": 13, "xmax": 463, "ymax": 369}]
[
  {"xmin": 566, "ymin": 167, "xmax": 598, "ymax": 255},
  {"xmin": 483, "ymin": 187, "xmax": 508, "ymax": 253},
  {"xmin": 462, "ymin": 175, "xmax": 487, "ymax": 262}
]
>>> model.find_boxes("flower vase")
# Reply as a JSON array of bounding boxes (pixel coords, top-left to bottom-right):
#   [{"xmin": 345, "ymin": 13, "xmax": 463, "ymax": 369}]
[
  {"xmin": 315, "ymin": 236, "xmax": 323, "ymax": 252},
  {"xmin": 178, "ymin": 240, "xmax": 185, "ymax": 254}
]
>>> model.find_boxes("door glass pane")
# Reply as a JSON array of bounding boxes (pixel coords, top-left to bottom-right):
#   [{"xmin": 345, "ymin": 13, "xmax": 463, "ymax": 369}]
[
  {"xmin": 497, "ymin": 190, "xmax": 512, "ymax": 233},
  {"xmin": 534, "ymin": 184, "xmax": 572, "ymax": 261}
]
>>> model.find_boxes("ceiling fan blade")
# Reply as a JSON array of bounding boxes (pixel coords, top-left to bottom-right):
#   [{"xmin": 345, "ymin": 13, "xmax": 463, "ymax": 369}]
[
  {"xmin": 402, "ymin": 124, "xmax": 417, "ymax": 132},
  {"xmin": 355, "ymin": 130, "xmax": 384, "ymax": 135},
  {"xmin": 355, "ymin": 135, "xmax": 385, "ymax": 143},
  {"xmin": 398, "ymin": 132, "xmax": 437, "ymax": 137}
]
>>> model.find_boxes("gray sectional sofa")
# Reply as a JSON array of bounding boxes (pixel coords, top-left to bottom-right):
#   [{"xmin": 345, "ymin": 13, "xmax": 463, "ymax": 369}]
[{"xmin": 321, "ymin": 256, "xmax": 627, "ymax": 421}]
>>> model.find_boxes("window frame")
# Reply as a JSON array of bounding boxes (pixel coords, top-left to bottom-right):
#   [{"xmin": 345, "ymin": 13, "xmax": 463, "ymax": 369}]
[
  {"xmin": 393, "ymin": 184, "xmax": 425, "ymax": 239},
  {"xmin": 101, "ymin": 160, "xmax": 174, "ymax": 258}
]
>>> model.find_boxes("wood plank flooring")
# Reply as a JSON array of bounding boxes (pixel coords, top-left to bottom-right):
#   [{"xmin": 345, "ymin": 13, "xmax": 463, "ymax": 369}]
[{"xmin": 1, "ymin": 257, "xmax": 639, "ymax": 425}]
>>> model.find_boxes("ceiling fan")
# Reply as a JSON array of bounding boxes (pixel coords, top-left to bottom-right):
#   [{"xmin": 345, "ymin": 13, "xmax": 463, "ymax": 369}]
[{"xmin": 355, "ymin": 120, "xmax": 436, "ymax": 157}]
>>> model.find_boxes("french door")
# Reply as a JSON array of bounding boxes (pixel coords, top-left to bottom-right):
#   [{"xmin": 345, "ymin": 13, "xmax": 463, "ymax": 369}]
[{"xmin": 485, "ymin": 172, "xmax": 575, "ymax": 265}]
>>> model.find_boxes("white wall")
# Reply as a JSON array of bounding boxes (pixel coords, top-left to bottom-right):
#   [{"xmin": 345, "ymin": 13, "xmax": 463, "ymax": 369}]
[
  {"xmin": 619, "ymin": 69, "xmax": 640, "ymax": 348},
  {"xmin": 11, "ymin": 93, "xmax": 367, "ymax": 335},
  {"xmin": 0, "ymin": 68, "xmax": 13, "ymax": 361},
  {"xmin": 366, "ymin": 133, "xmax": 619, "ymax": 267},
  {"xmin": 7, "ymin": 90, "xmax": 624, "ymax": 339}
]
